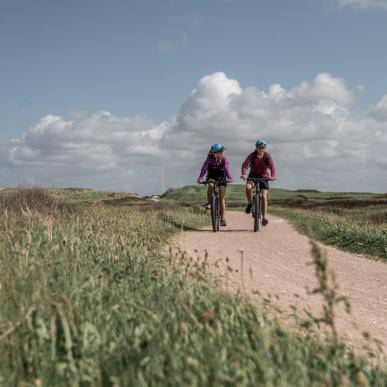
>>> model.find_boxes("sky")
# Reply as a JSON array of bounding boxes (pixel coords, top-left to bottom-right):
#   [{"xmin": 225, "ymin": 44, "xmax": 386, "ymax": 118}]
[{"xmin": 1, "ymin": 0, "xmax": 387, "ymax": 194}]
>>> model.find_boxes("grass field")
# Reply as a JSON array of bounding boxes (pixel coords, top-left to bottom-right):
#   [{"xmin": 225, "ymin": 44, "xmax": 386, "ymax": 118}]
[{"xmin": 0, "ymin": 187, "xmax": 386, "ymax": 386}]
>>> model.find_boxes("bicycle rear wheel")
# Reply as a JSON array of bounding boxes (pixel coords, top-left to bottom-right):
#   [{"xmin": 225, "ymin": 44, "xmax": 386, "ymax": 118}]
[
  {"xmin": 253, "ymin": 194, "xmax": 261, "ymax": 232},
  {"xmin": 211, "ymin": 194, "xmax": 218, "ymax": 232}
]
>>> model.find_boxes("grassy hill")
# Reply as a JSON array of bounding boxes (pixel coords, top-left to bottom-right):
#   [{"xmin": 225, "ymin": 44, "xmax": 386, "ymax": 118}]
[
  {"xmin": 162, "ymin": 184, "xmax": 386, "ymax": 209},
  {"xmin": 0, "ymin": 187, "xmax": 386, "ymax": 385}
]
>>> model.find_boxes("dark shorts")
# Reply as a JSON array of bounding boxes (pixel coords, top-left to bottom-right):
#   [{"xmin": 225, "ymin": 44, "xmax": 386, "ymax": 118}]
[
  {"xmin": 247, "ymin": 177, "xmax": 269, "ymax": 190},
  {"xmin": 207, "ymin": 177, "xmax": 227, "ymax": 187},
  {"xmin": 207, "ymin": 171, "xmax": 227, "ymax": 187}
]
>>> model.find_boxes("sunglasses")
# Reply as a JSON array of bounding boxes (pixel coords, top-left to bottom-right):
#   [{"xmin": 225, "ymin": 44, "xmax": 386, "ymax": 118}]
[{"xmin": 256, "ymin": 143, "xmax": 266, "ymax": 147}]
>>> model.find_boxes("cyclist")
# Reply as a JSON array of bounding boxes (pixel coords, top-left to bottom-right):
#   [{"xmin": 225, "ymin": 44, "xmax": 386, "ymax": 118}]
[
  {"xmin": 241, "ymin": 139, "xmax": 276, "ymax": 226},
  {"xmin": 197, "ymin": 143, "xmax": 233, "ymax": 226}
]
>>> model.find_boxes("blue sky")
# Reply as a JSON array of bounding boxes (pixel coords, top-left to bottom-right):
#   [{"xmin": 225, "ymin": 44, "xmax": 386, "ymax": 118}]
[
  {"xmin": 1, "ymin": 0, "xmax": 387, "ymax": 193},
  {"xmin": 1, "ymin": 0, "xmax": 387, "ymax": 136}
]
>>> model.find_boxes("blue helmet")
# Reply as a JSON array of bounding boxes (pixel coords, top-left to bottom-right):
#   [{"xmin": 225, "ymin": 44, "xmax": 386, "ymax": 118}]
[
  {"xmin": 210, "ymin": 143, "xmax": 225, "ymax": 153},
  {"xmin": 255, "ymin": 139, "xmax": 267, "ymax": 147}
]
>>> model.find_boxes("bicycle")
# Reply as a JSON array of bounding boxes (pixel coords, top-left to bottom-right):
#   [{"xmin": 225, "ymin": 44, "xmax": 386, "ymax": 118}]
[
  {"xmin": 200, "ymin": 179, "xmax": 227, "ymax": 232},
  {"xmin": 247, "ymin": 177, "xmax": 268, "ymax": 232}
]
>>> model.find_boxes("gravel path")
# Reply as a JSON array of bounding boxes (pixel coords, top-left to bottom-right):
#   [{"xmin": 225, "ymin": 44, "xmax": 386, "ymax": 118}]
[{"xmin": 170, "ymin": 211, "xmax": 387, "ymax": 356}]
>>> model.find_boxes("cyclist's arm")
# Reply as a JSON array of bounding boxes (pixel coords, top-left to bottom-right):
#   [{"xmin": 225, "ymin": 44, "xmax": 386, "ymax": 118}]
[
  {"xmin": 241, "ymin": 154, "xmax": 252, "ymax": 177},
  {"xmin": 223, "ymin": 156, "xmax": 233, "ymax": 180},
  {"xmin": 198, "ymin": 158, "xmax": 210, "ymax": 181},
  {"xmin": 267, "ymin": 154, "xmax": 276, "ymax": 179}
]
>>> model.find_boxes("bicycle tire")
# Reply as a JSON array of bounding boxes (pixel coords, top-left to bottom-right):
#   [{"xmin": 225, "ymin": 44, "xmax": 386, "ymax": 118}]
[
  {"xmin": 253, "ymin": 194, "xmax": 260, "ymax": 232},
  {"xmin": 216, "ymin": 195, "xmax": 220, "ymax": 231},
  {"xmin": 211, "ymin": 193, "xmax": 218, "ymax": 232}
]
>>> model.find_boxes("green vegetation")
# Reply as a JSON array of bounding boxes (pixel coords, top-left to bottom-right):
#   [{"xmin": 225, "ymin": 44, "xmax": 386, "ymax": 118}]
[
  {"xmin": 271, "ymin": 208, "xmax": 387, "ymax": 261},
  {"xmin": 163, "ymin": 185, "xmax": 387, "ymax": 260},
  {"xmin": 0, "ymin": 187, "xmax": 139, "ymax": 207},
  {"xmin": 0, "ymin": 188, "xmax": 386, "ymax": 385},
  {"xmin": 162, "ymin": 184, "xmax": 385, "ymax": 207}
]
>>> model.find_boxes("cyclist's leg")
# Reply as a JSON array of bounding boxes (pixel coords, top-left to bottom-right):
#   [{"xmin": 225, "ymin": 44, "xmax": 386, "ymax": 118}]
[
  {"xmin": 207, "ymin": 181, "xmax": 215, "ymax": 203},
  {"xmin": 246, "ymin": 182, "xmax": 254, "ymax": 204},
  {"xmin": 218, "ymin": 186, "xmax": 226, "ymax": 219},
  {"xmin": 261, "ymin": 188, "xmax": 268, "ymax": 219},
  {"xmin": 245, "ymin": 181, "xmax": 254, "ymax": 213}
]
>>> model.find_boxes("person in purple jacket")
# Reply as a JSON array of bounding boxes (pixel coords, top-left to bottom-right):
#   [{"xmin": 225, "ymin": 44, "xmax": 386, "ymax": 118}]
[
  {"xmin": 197, "ymin": 143, "xmax": 233, "ymax": 226},
  {"xmin": 241, "ymin": 139, "xmax": 276, "ymax": 226}
]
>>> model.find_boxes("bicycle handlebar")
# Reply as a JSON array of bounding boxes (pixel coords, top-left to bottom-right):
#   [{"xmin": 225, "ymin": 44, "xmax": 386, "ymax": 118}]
[
  {"xmin": 199, "ymin": 178, "xmax": 229, "ymax": 185},
  {"xmin": 245, "ymin": 177, "xmax": 269, "ymax": 182}
]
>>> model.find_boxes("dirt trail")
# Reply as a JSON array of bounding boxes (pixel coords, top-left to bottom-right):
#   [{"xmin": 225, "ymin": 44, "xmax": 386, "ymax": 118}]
[{"xmin": 170, "ymin": 212, "xmax": 387, "ymax": 355}]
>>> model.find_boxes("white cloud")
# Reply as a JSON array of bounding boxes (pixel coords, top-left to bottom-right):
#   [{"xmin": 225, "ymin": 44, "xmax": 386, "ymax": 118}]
[
  {"xmin": 159, "ymin": 72, "xmax": 386, "ymax": 192},
  {"xmin": 1, "ymin": 72, "xmax": 387, "ymax": 194},
  {"xmin": 1, "ymin": 111, "xmax": 166, "ymax": 193},
  {"xmin": 370, "ymin": 95, "xmax": 387, "ymax": 120},
  {"xmin": 337, "ymin": 0, "xmax": 387, "ymax": 9},
  {"xmin": 290, "ymin": 73, "xmax": 354, "ymax": 106}
]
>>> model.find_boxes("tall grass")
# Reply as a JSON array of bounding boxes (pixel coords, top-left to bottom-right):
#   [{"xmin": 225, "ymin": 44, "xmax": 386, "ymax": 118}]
[
  {"xmin": 0, "ymin": 187, "xmax": 74, "ymax": 216},
  {"xmin": 0, "ymin": 188, "xmax": 386, "ymax": 385},
  {"xmin": 272, "ymin": 207, "xmax": 387, "ymax": 261}
]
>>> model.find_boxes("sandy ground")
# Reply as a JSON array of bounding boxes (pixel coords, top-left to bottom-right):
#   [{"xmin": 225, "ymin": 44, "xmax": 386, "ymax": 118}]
[{"xmin": 169, "ymin": 211, "xmax": 387, "ymax": 356}]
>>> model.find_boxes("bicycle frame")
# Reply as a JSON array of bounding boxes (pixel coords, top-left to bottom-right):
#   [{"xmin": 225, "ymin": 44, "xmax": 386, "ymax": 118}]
[
  {"xmin": 248, "ymin": 178, "xmax": 268, "ymax": 232},
  {"xmin": 201, "ymin": 179, "xmax": 227, "ymax": 232}
]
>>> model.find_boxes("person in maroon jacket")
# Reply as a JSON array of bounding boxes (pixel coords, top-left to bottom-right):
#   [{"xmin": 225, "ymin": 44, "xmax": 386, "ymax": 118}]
[{"xmin": 241, "ymin": 139, "xmax": 276, "ymax": 226}]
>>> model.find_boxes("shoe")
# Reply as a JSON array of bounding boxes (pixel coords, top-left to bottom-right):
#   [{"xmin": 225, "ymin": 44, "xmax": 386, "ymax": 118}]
[
  {"xmin": 245, "ymin": 203, "xmax": 252, "ymax": 214},
  {"xmin": 220, "ymin": 218, "xmax": 227, "ymax": 226},
  {"xmin": 262, "ymin": 218, "xmax": 269, "ymax": 226}
]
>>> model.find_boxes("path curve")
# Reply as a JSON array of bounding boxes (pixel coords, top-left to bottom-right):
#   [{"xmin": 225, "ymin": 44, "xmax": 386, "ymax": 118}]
[{"xmin": 170, "ymin": 212, "xmax": 387, "ymax": 356}]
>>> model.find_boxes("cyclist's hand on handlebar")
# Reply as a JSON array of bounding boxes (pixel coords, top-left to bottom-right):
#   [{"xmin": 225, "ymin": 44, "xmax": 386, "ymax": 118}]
[
  {"xmin": 227, "ymin": 178, "xmax": 233, "ymax": 183},
  {"xmin": 241, "ymin": 175, "xmax": 248, "ymax": 181},
  {"xmin": 197, "ymin": 178, "xmax": 203, "ymax": 184}
]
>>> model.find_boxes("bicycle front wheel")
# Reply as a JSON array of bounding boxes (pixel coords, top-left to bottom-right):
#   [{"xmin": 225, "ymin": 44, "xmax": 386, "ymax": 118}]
[
  {"xmin": 253, "ymin": 194, "xmax": 261, "ymax": 232},
  {"xmin": 211, "ymin": 194, "xmax": 218, "ymax": 232},
  {"xmin": 216, "ymin": 198, "xmax": 220, "ymax": 231}
]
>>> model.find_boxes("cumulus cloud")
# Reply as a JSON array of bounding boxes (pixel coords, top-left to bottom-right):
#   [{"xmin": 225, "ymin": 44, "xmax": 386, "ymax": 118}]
[
  {"xmin": 1, "ymin": 111, "xmax": 167, "ymax": 193},
  {"xmin": 1, "ymin": 72, "xmax": 387, "ymax": 194},
  {"xmin": 162, "ymin": 72, "xmax": 355, "ymax": 153},
  {"xmin": 160, "ymin": 72, "xmax": 386, "ymax": 192},
  {"xmin": 370, "ymin": 95, "xmax": 387, "ymax": 120},
  {"xmin": 290, "ymin": 73, "xmax": 354, "ymax": 106}
]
